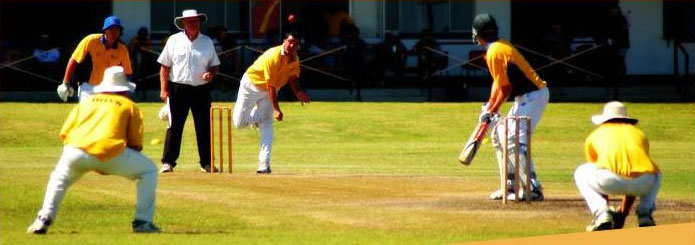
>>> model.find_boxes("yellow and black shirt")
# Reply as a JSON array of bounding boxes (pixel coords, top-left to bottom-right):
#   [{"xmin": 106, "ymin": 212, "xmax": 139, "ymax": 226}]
[{"xmin": 486, "ymin": 39, "xmax": 546, "ymax": 97}]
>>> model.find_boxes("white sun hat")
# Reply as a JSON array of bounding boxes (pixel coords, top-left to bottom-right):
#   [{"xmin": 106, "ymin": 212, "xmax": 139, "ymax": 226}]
[
  {"xmin": 93, "ymin": 66, "xmax": 136, "ymax": 93},
  {"xmin": 591, "ymin": 101, "xmax": 638, "ymax": 125},
  {"xmin": 174, "ymin": 9, "xmax": 208, "ymax": 31}
]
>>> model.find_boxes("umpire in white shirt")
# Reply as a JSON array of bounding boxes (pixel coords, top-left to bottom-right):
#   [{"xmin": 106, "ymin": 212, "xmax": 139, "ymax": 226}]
[{"xmin": 157, "ymin": 9, "xmax": 220, "ymax": 173}]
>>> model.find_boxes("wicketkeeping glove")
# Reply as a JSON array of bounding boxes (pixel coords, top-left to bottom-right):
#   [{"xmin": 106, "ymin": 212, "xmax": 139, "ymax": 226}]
[{"xmin": 56, "ymin": 82, "xmax": 74, "ymax": 102}]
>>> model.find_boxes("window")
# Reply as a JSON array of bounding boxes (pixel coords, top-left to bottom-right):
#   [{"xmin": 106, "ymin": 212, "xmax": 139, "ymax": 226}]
[
  {"xmin": 150, "ymin": 1, "xmax": 248, "ymax": 36},
  {"xmin": 383, "ymin": 0, "xmax": 473, "ymax": 38}
]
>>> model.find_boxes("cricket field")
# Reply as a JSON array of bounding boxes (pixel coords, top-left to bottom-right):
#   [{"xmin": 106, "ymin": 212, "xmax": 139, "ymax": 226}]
[{"xmin": 1, "ymin": 102, "xmax": 693, "ymax": 244}]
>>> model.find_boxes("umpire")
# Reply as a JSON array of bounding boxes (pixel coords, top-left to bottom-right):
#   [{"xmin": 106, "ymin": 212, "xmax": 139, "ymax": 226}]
[{"xmin": 157, "ymin": 9, "xmax": 220, "ymax": 173}]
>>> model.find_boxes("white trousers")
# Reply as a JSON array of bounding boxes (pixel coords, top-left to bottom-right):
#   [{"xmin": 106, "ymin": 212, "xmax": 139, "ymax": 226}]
[
  {"xmin": 78, "ymin": 83, "xmax": 95, "ymax": 101},
  {"xmin": 233, "ymin": 75, "xmax": 274, "ymax": 169},
  {"xmin": 36, "ymin": 146, "xmax": 157, "ymax": 222},
  {"xmin": 490, "ymin": 87, "xmax": 549, "ymax": 187},
  {"xmin": 574, "ymin": 163, "xmax": 661, "ymax": 216}
]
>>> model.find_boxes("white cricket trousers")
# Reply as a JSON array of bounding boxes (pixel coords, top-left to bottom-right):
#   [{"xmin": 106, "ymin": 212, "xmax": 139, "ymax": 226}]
[
  {"xmin": 574, "ymin": 163, "xmax": 661, "ymax": 216},
  {"xmin": 490, "ymin": 87, "xmax": 549, "ymax": 186},
  {"xmin": 36, "ymin": 146, "xmax": 157, "ymax": 222},
  {"xmin": 233, "ymin": 74, "xmax": 274, "ymax": 169},
  {"xmin": 78, "ymin": 83, "xmax": 95, "ymax": 101}
]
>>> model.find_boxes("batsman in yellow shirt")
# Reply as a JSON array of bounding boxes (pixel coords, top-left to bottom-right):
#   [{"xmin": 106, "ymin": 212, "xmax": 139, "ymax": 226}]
[
  {"xmin": 28, "ymin": 66, "xmax": 160, "ymax": 234},
  {"xmin": 574, "ymin": 101, "xmax": 661, "ymax": 231},
  {"xmin": 232, "ymin": 31, "xmax": 310, "ymax": 174},
  {"xmin": 471, "ymin": 14, "xmax": 550, "ymax": 201}
]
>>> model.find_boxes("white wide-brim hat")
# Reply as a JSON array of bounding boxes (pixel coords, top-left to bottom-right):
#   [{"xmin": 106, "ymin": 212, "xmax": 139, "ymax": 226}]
[
  {"xmin": 93, "ymin": 66, "xmax": 136, "ymax": 93},
  {"xmin": 591, "ymin": 101, "xmax": 638, "ymax": 125},
  {"xmin": 174, "ymin": 9, "xmax": 208, "ymax": 31}
]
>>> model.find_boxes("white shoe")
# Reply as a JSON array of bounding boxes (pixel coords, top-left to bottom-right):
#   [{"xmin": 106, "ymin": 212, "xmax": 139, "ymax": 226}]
[
  {"xmin": 489, "ymin": 189, "xmax": 514, "ymax": 200},
  {"xmin": 586, "ymin": 208, "xmax": 614, "ymax": 232},
  {"xmin": 160, "ymin": 163, "xmax": 174, "ymax": 173},
  {"xmin": 27, "ymin": 215, "xmax": 52, "ymax": 234}
]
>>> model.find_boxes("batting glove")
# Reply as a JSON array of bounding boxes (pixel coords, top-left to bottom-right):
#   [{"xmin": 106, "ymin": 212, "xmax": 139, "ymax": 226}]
[
  {"xmin": 478, "ymin": 111, "xmax": 499, "ymax": 124},
  {"xmin": 56, "ymin": 82, "xmax": 74, "ymax": 102}
]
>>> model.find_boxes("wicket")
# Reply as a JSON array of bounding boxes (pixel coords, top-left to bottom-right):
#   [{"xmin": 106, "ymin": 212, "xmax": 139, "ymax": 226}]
[
  {"xmin": 210, "ymin": 106, "xmax": 233, "ymax": 174},
  {"xmin": 502, "ymin": 116, "xmax": 532, "ymax": 204}
]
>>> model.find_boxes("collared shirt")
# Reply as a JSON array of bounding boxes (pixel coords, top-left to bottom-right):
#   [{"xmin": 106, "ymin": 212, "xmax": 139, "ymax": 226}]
[
  {"xmin": 157, "ymin": 32, "xmax": 220, "ymax": 86},
  {"xmin": 60, "ymin": 93, "xmax": 144, "ymax": 162},
  {"xmin": 584, "ymin": 123, "xmax": 660, "ymax": 178},
  {"xmin": 245, "ymin": 46, "xmax": 300, "ymax": 89},
  {"xmin": 486, "ymin": 39, "xmax": 547, "ymax": 98},
  {"xmin": 71, "ymin": 34, "xmax": 132, "ymax": 85}
]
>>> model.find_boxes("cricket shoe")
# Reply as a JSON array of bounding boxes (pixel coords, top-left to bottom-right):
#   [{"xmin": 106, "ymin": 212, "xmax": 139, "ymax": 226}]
[
  {"xmin": 200, "ymin": 165, "xmax": 219, "ymax": 173},
  {"xmin": 132, "ymin": 220, "xmax": 161, "ymax": 233},
  {"xmin": 611, "ymin": 206, "xmax": 628, "ymax": 229},
  {"xmin": 586, "ymin": 208, "xmax": 615, "ymax": 232},
  {"xmin": 489, "ymin": 189, "xmax": 514, "ymax": 200},
  {"xmin": 637, "ymin": 213, "xmax": 656, "ymax": 227},
  {"xmin": 160, "ymin": 163, "xmax": 175, "ymax": 173},
  {"xmin": 256, "ymin": 168, "xmax": 272, "ymax": 174},
  {"xmin": 27, "ymin": 215, "xmax": 52, "ymax": 234}
]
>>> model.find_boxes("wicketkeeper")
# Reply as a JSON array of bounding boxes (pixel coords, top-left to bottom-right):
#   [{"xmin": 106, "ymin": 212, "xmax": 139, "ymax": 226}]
[
  {"xmin": 28, "ymin": 66, "xmax": 159, "ymax": 234},
  {"xmin": 56, "ymin": 16, "xmax": 132, "ymax": 102},
  {"xmin": 471, "ymin": 14, "xmax": 549, "ymax": 201},
  {"xmin": 575, "ymin": 101, "xmax": 661, "ymax": 231}
]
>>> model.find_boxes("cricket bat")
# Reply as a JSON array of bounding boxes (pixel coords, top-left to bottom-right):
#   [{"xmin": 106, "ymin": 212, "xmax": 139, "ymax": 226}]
[{"xmin": 458, "ymin": 122, "xmax": 489, "ymax": 165}]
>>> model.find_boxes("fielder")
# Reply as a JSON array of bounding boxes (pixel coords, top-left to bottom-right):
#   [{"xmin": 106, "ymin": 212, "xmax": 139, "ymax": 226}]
[
  {"xmin": 233, "ymin": 31, "xmax": 310, "ymax": 174},
  {"xmin": 28, "ymin": 66, "xmax": 159, "ymax": 234},
  {"xmin": 56, "ymin": 16, "xmax": 133, "ymax": 102},
  {"xmin": 471, "ymin": 14, "xmax": 549, "ymax": 201},
  {"xmin": 575, "ymin": 101, "xmax": 661, "ymax": 231}
]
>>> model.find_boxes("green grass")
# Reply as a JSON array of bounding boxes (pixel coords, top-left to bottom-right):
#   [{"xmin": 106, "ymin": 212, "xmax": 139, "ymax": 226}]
[{"xmin": 1, "ymin": 102, "xmax": 694, "ymax": 244}]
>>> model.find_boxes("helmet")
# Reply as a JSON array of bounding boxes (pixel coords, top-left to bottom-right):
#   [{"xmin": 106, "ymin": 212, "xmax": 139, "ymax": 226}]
[
  {"xmin": 102, "ymin": 16, "xmax": 123, "ymax": 32},
  {"xmin": 472, "ymin": 14, "xmax": 498, "ymax": 41}
]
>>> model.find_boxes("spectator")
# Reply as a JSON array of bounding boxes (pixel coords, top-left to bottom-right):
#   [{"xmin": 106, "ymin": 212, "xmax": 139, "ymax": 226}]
[
  {"xmin": 374, "ymin": 32, "xmax": 407, "ymax": 86},
  {"xmin": 412, "ymin": 29, "xmax": 444, "ymax": 83},
  {"xmin": 214, "ymin": 27, "xmax": 240, "ymax": 87},
  {"xmin": 128, "ymin": 27, "xmax": 155, "ymax": 99},
  {"xmin": 570, "ymin": 27, "xmax": 598, "ymax": 82},
  {"xmin": 157, "ymin": 9, "xmax": 220, "ymax": 173},
  {"xmin": 341, "ymin": 25, "xmax": 366, "ymax": 100},
  {"xmin": 606, "ymin": 5, "xmax": 631, "ymax": 98},
  {"xmin": 541, "ymin": 23, "xmax": 571, "ymax": 81},
  {"xmin": 33, "ymin": 34, "xmax": 61, "ymax": 79}
]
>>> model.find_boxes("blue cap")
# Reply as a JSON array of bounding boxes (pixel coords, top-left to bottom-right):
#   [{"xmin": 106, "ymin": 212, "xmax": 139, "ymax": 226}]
[{"xmin": 102, "ymin": 16, "xmax": 123, "ymax": 32}]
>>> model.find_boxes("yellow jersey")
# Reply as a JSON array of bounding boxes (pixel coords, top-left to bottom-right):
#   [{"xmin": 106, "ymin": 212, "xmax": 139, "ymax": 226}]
[
  {"xmin": 71, "ymin": 34, "xmax": 133, "ymax": 85},
  {"xmin": 245, "ymin": 46, "xmax": 300, "ymax": 89},
  {"xmin": 486, "ymin": 39, "xmax": 546, "ymax": 97},
  {"xmin": 584, "ymin": 123, "xmax": 660, "ymax": 178},
  {"xmin": 60, "ymin": 93, "xmax": 143, "ymax": 162}
]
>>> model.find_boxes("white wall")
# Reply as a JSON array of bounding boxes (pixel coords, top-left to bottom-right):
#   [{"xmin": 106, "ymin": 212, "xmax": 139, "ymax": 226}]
[
  {"xmin": 474, "ymin": 1, "xmax": 511, "ymax": 39},
  {"xmin": 620, "ymin": 1, "xmax": 672, "ymax": 75},
  {"xmin": 113, "ymin": 1, "xmax": 151, "ymax": 43}
]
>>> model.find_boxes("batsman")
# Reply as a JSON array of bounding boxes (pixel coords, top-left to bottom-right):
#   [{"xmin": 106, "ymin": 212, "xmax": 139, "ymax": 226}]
[{"xmin": 471, "ymin": 14, "xmax": 549, "ymax": 201}]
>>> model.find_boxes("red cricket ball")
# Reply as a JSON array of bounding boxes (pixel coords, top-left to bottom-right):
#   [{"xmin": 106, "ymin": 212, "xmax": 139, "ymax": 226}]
[{"xmin": 288, "ymin": 14, "xmax": 295, "ymax": 23}]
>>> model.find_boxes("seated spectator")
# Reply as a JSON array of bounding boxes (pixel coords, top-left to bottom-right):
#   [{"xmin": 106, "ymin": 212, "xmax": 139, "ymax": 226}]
[
  {"xmin": 412, "ymin": 29, "xmax": 445, "ymax": 80},
  {"xmin": 374, "ymin": 32, "xmax": 407, "ymax": 86},
  {"xmin": 32, "ymin": 34, "xmax": 61, "ymax": 79},
  {"xmin": 128, "ymin": 27, "xmax": 155, "ymax": 99},
  {"xmin": 213, "ymin": 27, "xmax": 240, "ymax": 88}
]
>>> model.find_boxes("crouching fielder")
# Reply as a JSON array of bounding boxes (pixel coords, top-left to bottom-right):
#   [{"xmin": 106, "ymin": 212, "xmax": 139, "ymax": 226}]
[
  {"xmin": 575, "ymin": 101, "xmax": 661, "ymax": 231},
  {"xmin": 28, "ymin": 66, "xmax": 159, "ymax": 234},
  {"xmin": 233, "ymin": 31, "xmax": 310, "ymax": 174},
  {"xmin": 471, "ymin": 14, "xmax": 549, "ymax": 201}
]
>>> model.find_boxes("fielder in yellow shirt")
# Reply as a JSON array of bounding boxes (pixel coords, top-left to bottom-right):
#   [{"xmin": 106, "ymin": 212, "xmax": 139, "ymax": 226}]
[
  {"xmin": 233, "ymin": 31, "xmax": 310, "ymax": 174},
  {"xmin": 574, "ymin": 101, "xmax": 661, "ymax": 231},
  {"xmin": 29, "ymin": 66, "xmax": 159, "ymax": 234}
]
